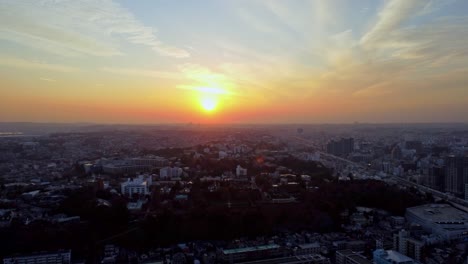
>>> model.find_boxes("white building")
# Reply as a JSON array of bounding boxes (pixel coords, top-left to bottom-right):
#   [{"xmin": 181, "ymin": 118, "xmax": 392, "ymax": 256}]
[
  {"xmin": 159, "ymin": 167, "xmax": 183, "ymax": 179},
  {"xmin": 236, "ymin": 165, "xmax": 247, "ymax": 177},
  {"xmin": 121, "ymin": 175, "xmax": 152, "ymax": 197}
]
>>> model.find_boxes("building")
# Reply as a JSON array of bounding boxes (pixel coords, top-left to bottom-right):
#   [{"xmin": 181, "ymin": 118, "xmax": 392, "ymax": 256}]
[
  {"xmin": 391, "ymin": 146, "xmax": 403, "ymax": 160},
  {"xmin": 102, "ymin": 164, "xmax": 153, "ymax": 175},
  {"xmin": 444, "ymin": 156, "xmax": 468, "ymax": 195},
  {"xmin": 376, "ymin": 238, "xmax": 393, "ymax": 251},
  {"xmin": 405, "ymin": 204, "xmax": 468, "ymax": 242},
  {"xmin": 465, "ymin": 184, "xmax": 468, "ymax": 201},
  {"xmin": 100, "ymin": 158, "xmax": 165, "ymax": 175},
  {"xmin": 236, "ymin": 165, "xmax": 248, "ymax": 177},
  {"xmin": 389, "ymin": 216, "xmax": 405, "ymax": 228},
  {"xmin": 373, "ymin": 249, "xmax": 415, "ymax": 264},
  {"xmin": 335, "ymin": 250, "xmax": 372, "ymax": 264},
  {"xmin": 405, "ymin": 141, "xmax": 423, "ymax": 153},
  {"xmin": 327, "ymin": 138, "xmax": 354, "ymax": 157},
  {"xmin": 128, "ymin": 157, "xmax": 167, "ymax": 167},
  {"xmin": 427, "ymin": 166, "xmax": 445, "ymax": 191},
  {"xmin": 3, "ymin": 250, "xmax": 71, "ymax": 264},
  {"xmin": 393, "ymin": 230, "xmax": 424, "ymax": 261},
  {"xmin": 220, "ymin": 244, "xmax": 281, "ymax": 263},
  {"xmin": 294, "ymin": 243, "xmax": 320, "ymax": 255},
  {"xmin": 239, "ymin": 254, "xmax": 329, "ymax": 264},
  {"xmin": 159, "ymin": 167, "xmax": 183, "ymax": 179},
  {"xmin": 120, "ymin": 175, "xmax": 152, "ymax": 197}
]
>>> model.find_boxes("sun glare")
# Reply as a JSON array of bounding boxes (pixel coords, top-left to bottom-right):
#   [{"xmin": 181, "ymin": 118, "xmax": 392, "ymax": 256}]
[{"xmin": 200, "ymin": 96, "xmax": 218, "ymax": 112}]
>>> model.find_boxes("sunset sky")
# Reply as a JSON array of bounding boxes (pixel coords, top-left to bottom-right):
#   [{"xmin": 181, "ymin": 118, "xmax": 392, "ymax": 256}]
[{"xmin": 1, "ymin": 0, "xmax": 468, "ymax": 124}]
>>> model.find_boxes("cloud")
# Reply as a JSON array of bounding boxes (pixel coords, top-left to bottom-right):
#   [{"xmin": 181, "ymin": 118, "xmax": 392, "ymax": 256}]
[
  {"xmin": 352, "ymin": 82, "xmax": 394, "ymax": 98},
  {"xmin": 0, "ymin": 0, "xmax": 189, "ymax": 58},
  {"xmin": 39, "ymin": 77, "xmax": 57, "ymax": 82},
  {"xmin": 0, "ymin": 55, "xmax": 79, "ymax": 72},
  {"xmin": 100, "ymin": 67, "xmax": 180, "ymax": 79},
  {"xmin": 360, "ymin": 0, "xmax": 426, "ymax": 49}
]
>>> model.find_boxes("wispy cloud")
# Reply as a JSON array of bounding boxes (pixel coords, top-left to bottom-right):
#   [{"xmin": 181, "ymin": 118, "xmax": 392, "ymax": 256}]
[
  {"xmin": 100, "ymin": 67, "xmax": 180, "ymax": 79},
  {"xmin": 0, "ymin": 0, "xmax": 189, "ymax": 58},
  {"xmin": 0, "ymin": 55, "xmax": 79, "ymax": 72},
  {"xmin": 39, "ymin": 77, "xmax": 57, "ymax": 82},
  {"xmin": 360, "ymin": 0, "xmax": 426, "ymax": 49}
]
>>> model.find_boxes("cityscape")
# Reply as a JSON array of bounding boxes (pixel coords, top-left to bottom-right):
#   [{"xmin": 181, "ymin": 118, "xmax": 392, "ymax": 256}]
[
  {"xmin": 1, "ymin": 0, "xmax": 468, "ymax": 263},
  {"xmin": 0, "ymin": 123, "xmax": 467, "ymax": 263}
]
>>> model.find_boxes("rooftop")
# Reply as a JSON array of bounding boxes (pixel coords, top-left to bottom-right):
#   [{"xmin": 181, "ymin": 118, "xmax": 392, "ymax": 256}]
[
  {"xmin": 297, "ymin": 242, "xmax": 320, "ymax": 249},
  {"xmin": 406, "ymin": 204, "xmax": 468, "ymax": 223},
  {"xmin": 374, "ymin": 249, "xmax": 414, "ymax": 263},
  {"xmin": 222, "ymin": 244, "xmax": 280, "ymax": 255}
]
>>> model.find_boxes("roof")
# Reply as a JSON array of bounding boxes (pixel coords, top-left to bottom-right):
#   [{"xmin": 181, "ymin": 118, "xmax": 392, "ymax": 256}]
[
  {"xmin": 297, "ymin": 242, "xmax": 320, "ymax": 249},
  {"xmin": 222, "ymin": 244, "xmax": 280, "ymax": 255},
  {"xmin": 347, "ymin": 254, "xmax": 372, "ymax": 264},
  {"xmin": 239, "ymin": 254, "xmax": 327, "ymax": 264},
  {"xmin": 385, "ymin": 250, "xmax": 414, "ymax": 262},
  {"xmin": 406, "ymin": 204, "xmax": 468, "ymax": 223}
]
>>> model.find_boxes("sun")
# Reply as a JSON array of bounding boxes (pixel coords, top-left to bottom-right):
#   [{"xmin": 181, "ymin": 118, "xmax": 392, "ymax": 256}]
[{"xmin": 200, "ymin": 96, "xmax": 218, "ymax": 112}]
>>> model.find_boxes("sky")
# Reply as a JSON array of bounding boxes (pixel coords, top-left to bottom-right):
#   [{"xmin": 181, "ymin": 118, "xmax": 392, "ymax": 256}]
[{"xmin": 1, "ymin": 0, "xmax": 468, "ymax": 124}]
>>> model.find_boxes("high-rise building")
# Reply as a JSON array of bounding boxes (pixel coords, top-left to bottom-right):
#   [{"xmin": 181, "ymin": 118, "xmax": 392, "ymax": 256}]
[
  {"xmin": 391, "ymin": 145, "xmax": 403, "ymax": 160},
  {"xmin": 393, "ymin": 230, "xmax": 423, "ymax": 262},
  {"xmin": 327, "ymin": 138, "xmax": 354, "ymax": 157},
  {"xmin": 427, "ymin": 166, "xmax": 445, "ymax": 191},
  {"xmin": 444, "ymin": 156, "xmax": 468, "ymax": 195},
  {"xmin": 465, "ymin": 184, "xmax": 468, "ymax": 201}
]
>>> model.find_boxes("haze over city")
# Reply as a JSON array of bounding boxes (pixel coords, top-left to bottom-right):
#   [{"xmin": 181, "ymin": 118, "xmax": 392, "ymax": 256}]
[
  {"xmin": 1, "ymin": 0, "xmax": 468, "ymax": 124},
  {"xmin": 3, "ymin": 1, "xmax": 468, "ymax": 263}
]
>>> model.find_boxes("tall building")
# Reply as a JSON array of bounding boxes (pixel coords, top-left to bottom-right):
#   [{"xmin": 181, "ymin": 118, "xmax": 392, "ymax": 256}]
[
  {"xmin": 427, "ymin": 166, "xmax": 445, "ymax": 191},
  {"xmin": 393, "ymin": 230, "xmax": 423, "ymax": 262},
  {"xmin": 444, "ymin": 156, "xmax": 468, "ymax": 195},
  {"xmin": 327, "ymin": 138, "xmax": 354, "ymax": 157},
  {"xmin": 391, "ymin": 146, "xmax": 403, "ymax": 160},
  {"xmin": 373, "ymin": 249, "xmax": 415, "ymax": 264},
  {"xmin": 465, "ymin": 184, "xmax": 468, "ymax": 201}
]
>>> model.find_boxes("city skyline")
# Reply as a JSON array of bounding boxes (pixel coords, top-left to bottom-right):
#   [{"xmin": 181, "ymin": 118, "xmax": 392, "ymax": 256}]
[{"xmin": 1, "ymin": 0, "xmax": 468, "ymax": 124}]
